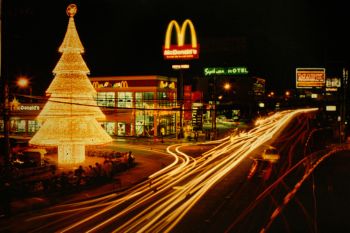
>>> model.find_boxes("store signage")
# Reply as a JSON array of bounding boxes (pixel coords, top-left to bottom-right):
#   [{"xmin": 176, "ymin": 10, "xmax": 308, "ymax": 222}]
[
  {"xmin": 296, "ymin": 68, "xmax": 325, "ymax": 88},
  {"xmin": 172, "ymin": 64, "xmax": 190, "ymax": 70},
  {"xmin": 204, "ymin": 67, "xmax": 249, "ymax": 76},
  {"xmin": 18, "ymin": 105, "xmax": 40, "ymax": 111},
  {"xmin": 9, "ymin": 98, "xmax": 39, "ymax": 111},
  {"xmin": 159, "ymin": 81, "xmax": 175, "ymax": 89},
  {"xmin": 326, "ymin": 87, "xmax": 338, "ymax": 92},
  {"xmin": 163, "ymin": 19, "xmax": 199, "ymax": 60},
  {"xmin": 92, "ymin": 81, "xmax": 129, "ymax": 89}
]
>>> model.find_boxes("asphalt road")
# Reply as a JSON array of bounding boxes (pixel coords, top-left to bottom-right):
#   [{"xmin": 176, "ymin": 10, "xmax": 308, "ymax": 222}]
[{"xmin": 2, "ymin": 109, "xmax": 347, "ymax": 233}]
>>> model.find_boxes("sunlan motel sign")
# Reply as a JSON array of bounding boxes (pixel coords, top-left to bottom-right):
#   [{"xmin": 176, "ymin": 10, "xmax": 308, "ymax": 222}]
[
  {"xmin": 163, "ymin": 19, "xmax": 199, "ymax": 60},
  {"xmin": 204, "ymin": 67, "xmax": 249, "ymax": 76}
]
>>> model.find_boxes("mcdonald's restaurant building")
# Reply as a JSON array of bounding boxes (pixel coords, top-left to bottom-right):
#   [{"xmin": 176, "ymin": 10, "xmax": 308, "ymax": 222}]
[
  {"xmin": 90, "ymin": 75, "xmax": 178, "ymax": 137},
  {"xmin": 0, "ymin": 75, "xmax": 178, "ymax": 138}
]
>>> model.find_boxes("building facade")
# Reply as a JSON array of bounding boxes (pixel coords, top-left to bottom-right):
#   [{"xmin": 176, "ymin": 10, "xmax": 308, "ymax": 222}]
[
  {"xmin": 90, "ymin": 75, "xmax": 178, "ymax": 137},
  {"xmin": 1, "ymin": 75, "xmax": 178, "ymax": 138}
]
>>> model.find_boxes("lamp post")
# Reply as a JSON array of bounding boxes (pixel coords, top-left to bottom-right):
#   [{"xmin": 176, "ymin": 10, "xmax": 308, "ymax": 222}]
[
  {"xmin": 178, "ymin": 69, "xmax": 184, "ymax": 139},
  {"xmin": 211, "ymin": 76, "xmax": 217, "ymax": 140},
  {"xmin": 172, "ymin": 65, "xmax": 189, "ymax": 139}
]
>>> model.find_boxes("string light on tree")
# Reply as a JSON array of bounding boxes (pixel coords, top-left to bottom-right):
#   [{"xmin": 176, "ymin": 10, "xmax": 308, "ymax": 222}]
[{"xmin": 30, "ymin": 4, "xmax": 112, "ymax": 165}]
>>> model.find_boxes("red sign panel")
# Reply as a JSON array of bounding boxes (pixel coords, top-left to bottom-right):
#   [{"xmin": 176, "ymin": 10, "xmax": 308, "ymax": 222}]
[
  {"xmin": 163, "ymin": 45, "xmax": 199, "ymax": 60},
  {"xmin": 184, "ymin": 85, "xmax": 192, "ymax": 121}
]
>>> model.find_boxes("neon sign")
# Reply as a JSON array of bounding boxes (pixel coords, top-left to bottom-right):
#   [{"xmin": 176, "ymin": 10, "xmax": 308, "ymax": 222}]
[
  {"xmin": 163, "ymin": 19, "xmax": 199, "ymax": 60},
  {"xmin": 204, "ymin": 67, "xmax": 249, "ymax": 76},
  {"xmin": 92, "ymin": 81, "xmax": 129, "ymax": 88}
]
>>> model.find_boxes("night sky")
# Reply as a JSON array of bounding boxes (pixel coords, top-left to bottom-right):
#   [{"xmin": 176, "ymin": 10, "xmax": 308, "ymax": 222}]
[{"xmin": 2, "ymin": 0, "xmax": 349, "ymax": 95}]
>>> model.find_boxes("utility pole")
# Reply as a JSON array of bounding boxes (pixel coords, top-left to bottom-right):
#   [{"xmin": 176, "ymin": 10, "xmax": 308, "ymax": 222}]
[
  {"xmin": 341, "ymin": 67, "xmax": 349, "ymax": 142},
  {"xmin": 178, "ymin": 69, "xmax": 184, "ymax": 139},
  {"xmin": 1, "ymin": 0, "xmax": 12, "ymax": 166},
  {"xmin": 211, "ymin": 76, "xmax": 217, "ymax": 140}
]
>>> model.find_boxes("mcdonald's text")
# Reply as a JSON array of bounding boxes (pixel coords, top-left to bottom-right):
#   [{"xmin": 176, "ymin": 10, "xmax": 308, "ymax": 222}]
[{"xmin": 163, "ymin": 45, "xmax": 199, "ymax": 60}]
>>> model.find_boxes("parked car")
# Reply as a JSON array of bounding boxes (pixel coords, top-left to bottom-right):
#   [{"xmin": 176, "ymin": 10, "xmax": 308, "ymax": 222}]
[{"xmin": 14, "ymin": 148, "xmax": 47, "ymax": 168}]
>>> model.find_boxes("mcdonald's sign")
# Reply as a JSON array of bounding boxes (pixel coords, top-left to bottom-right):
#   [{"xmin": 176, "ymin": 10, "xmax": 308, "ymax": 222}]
[
  {"xmin": 120, "ymin": 81, "xmax": 128, "ymax": 88},
  {"xmin": 92, "ymin": 81, "xmax": 128, "ymax": 88},
  {"xmin": 163, "ymin": 19, "xmax": 199, "ymax": 60}
]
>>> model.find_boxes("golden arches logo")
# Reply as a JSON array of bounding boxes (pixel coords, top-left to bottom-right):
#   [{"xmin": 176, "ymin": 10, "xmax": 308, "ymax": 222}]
[
  {"xmin": 120, "ymin": 81, "xmax": 128, "ymax": 88},
  {"xmin": 92, "ymin": 81, "xmax": 100, "ymax": 89},
  {"xmin": 164, "ymin": 19, "xmax": 198, "ymax": 49},
  {"xmin": 163, "ymin": 19, "xmax": 199, "ymax": 60}
]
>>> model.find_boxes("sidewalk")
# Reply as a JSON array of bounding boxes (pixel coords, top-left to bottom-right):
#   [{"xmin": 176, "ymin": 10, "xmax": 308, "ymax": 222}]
[
  {"xmin": 4, "ymin": 151, "xmax": 171, "ymax": 217},
  {"xmin": 2, "ymin": 133, "xmax": 227, "ymax": 217}
]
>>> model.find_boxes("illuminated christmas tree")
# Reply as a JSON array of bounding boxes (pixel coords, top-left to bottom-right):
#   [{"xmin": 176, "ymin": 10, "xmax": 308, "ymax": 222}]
[{"xmin": 30, "ymin": 4, "xmax": 112, "ymax": 165}]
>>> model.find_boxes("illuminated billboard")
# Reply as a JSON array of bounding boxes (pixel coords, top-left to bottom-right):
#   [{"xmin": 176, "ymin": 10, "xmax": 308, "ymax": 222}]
[
  {"xmin": 326, "ymin": 77, "xmax": 341, "ymax": 92},
  {"xmin": 326, "ymin": 105, "xmax": 337, "ymax": 111},
  {"xmin": 296, "ymin": 68, "xmax": 325, "ymax": 88},
  {"xmin": 163, "ymin": 19, "xmax": 199, "ymax": 60}
]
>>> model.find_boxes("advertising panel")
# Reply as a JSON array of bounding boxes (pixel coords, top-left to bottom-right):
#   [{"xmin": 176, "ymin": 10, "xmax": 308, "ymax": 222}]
[
  {"xmin": 296, "ymin": 68, "xmax": 325, "ymax": 88},
  {"xmin": 184, "ymin": 85, "xmax": 192, "ymax": 121},
  {"xmin": 326, "ymin": 77, "xmax": 341, "ymax": 92}
]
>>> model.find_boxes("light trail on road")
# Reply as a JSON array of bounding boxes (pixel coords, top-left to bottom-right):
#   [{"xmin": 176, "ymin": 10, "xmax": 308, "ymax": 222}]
[
  {"xmin": 260, "ymin": 145, "xmax": 348, "ymax": 233},
  {"xmin": 23, "ymin": 108, "xmax": 318, "ymax": 233}
]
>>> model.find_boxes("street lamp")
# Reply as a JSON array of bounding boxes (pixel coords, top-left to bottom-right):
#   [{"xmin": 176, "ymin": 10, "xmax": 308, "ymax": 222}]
[
  {"xmin": 16, "ymin": 76, "xmax": 32, "ymax": 102},
  {"xmin": 267, "ymin": 91, "xmax": 275, "ymax": 98},
  {"xmin": 223, "ymin": 82, "xmax": 231, "ymax": 90}
]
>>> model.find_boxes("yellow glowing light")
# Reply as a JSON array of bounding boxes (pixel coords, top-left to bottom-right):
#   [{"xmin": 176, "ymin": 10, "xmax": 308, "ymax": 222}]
[
  {"xmin": 164, "ymin": 19, "xmax": 198, "ymax": 49},
  {"xmin": 66, "ymin": 4, "xmax": 77, "ymax": 17},
  {"xmin": 268, "ymin": 91, "xmax": 275, "ymax": 97},
  {"xmin": 17, "ymin": 76, "xmax": 29, "ymax": 88},
  {"xmin": 30, "ymin": 4, "xmax": 112, "ymax": 165},
  {"xmin": 223, "ymin": 83, "xmax": 231, "ymax": 90},
  {"xmin": 59, "ymin": 7, "xmax": 85, "ymax": 53}
]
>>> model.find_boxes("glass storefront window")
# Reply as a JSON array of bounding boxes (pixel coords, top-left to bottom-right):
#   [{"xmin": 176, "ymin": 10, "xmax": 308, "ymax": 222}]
[
  {"xmin": 135, "ymin": 92, "xmax": 143, "ymax": 108},
  {"xmin": 11, "ymin": 120, "xmax": 26, "ymax": 133},
  {"xmin": 157, "ymin": 91, "xmax": 176, "ymax": 107},
  {"xmin": 135, "ymin": 114, "xmax": 144, "ymax": 136},
  {"xmin": 102, "ymin": 122, "xmax": 115, "ymax": 135},
  {"xmin": 118, "ymin": 92, "xmax": 133, "ymax": 108},
  {"xmin": 106, "ymin": 92, "xmax": 115, "ymax": 107},
  {"xmin": 28, "ymin": 120, "xmax": 41, "ymax": 133},
  {"xmin": 135, "ymin": 92, "xmax": 154, "ymax": 109},
  {"xmin": 97, "ymin": 92, "xmax": 115, "ymax": 107},
  {"xmin": 117, "ymin": 122, "xmax": 126, "ymax": 136},
  {"xmin": 144, "ymin": 92, "xmax": 154, "ymax": 109}
]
